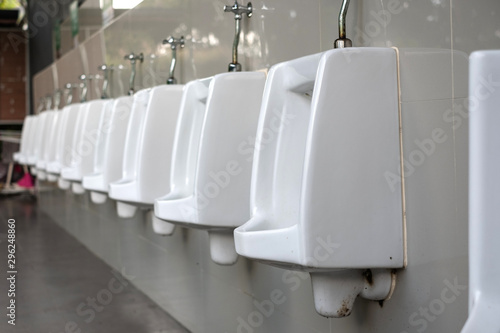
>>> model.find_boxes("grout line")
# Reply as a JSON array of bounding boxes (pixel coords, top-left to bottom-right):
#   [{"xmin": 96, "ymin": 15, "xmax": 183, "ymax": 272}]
[
  {"xmin": 449, "ymin": 0, "xmax": 460, "ymax": 231},
  {"xmin": 137, "ymin": 234, "xmax": 169, "ymax": 254},
  {"xmin": 450, "ymin": 0, "xmax": 455, "ymax": 100}
]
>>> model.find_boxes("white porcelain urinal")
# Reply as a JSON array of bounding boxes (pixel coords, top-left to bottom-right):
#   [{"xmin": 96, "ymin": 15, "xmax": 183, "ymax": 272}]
[
  {"xmin": 80, "ymin": 101, "xmax": 114, "ymax": 203},
  {"xmin": 47, "ymin": 105, "xmax": 72, "ymax": 183},
  {"xmin": 44, "ymin": 110, "xmax": 63, "ymax": 182},
  {"xmin": 27, "ymin": 112, "xmax": 48, "ymax": 167},
  {"xmin": 154, "ymin": 72, "xmax": 266, "ymax": 265},
  {"xmin": 107, "ymin": 89, "xmax": 150, "ymax": 216},
  {"xmin": 61, "ymin": 100, "xmax": 109, "ymax": 194},
  {"xmin": 461, "ymin": 50, "xmax": 500, "ymax": 333},
  {"xmin": 82, "ymin": 96, "xmax": 133, "ymax": 204},
  {"xmin": 13, "ymin": 115, "xmax": 34, "ymax": 164},
  {"xmin": 152, "ymin": 78, "xmax": 212, "ymax": 233},
  {"xmin": 19, "ymin": 115, "xmax": 39, "ymax": 165},
  {"xmin": 108, "ymin": 85, "xmax": 184, "ymax": 218},
  {"xmin": 35, "ymin": 111, "xmax": 58, "ymax": 180},
  {"xmin": 27, "ymin": 111, "xmax": 52, "ymax": 177},
  {"xmin": 45, "ymin": 104, "xmax": 82, "ymax": 190},
  {"xmin": 234, "ymin": 48, "xmax": 405, "ymax": 317},
  {"xmin": 21, "ymin": 115, "xmax": 38, "ymax": 165}
]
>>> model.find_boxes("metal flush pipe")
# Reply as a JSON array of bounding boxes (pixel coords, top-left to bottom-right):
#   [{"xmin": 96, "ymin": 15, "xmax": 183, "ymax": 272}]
[
  {"xmin": 64, "ymin": 83, "xmax": 75, "ymax": 105},
  {"xmin": 79, "ymin": 74, "xmax": 94, "ymax": 103},
  {"xmin": 53, "ymin": 89, "xmax": 62, "ymax": 110},
  {"xmin": 36, "ymin": 97, "xmax": 45, "ymax": 113},
  {"xmin": 44, "ymin": 94, "xmax": 53, "ymax": 111},
  {"xmin": 224, "ymin": 0, "xmax": 253, "ymax": 72},
  {"xmin": 162, "ymin": 36, "xmax": 185, "ymax": 85},
  {"xmin": 334, "ymin": 0, "xmax": 352, "ymax": 48},
  {"xmin": 98, "ymin": 64, "xmax": 113, "ymax": 99},
  {"xmin": 124, "ymin": 52, "xmax": 144, "ymax": 95}
]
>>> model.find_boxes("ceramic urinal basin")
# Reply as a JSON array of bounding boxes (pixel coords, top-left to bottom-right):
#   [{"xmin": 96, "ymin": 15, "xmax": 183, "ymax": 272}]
[
  {"xmin": 154, "ymin": 72, "xmax": 266, "ymax": 265},
  {"xmin": 21, "ymin": 115, "xmax": 39, "ymax": 166},
  {"xmin": 46, "ymin": 105, "xmax": 72, "ymax": 182},
  {"xmin": 61, "ymin": 100, "xmax": 109, "ymax": 194},
  {"xmin": 13, "ymin": 115, "xmax": 35, "ymax": 164},
  {"xmin": 27, "ymin": 111, "xmax": 50, "ymax": 172},
  {"xmin": 46, "ymin": 104, "xmax": 82, "ymax": 190},
  {"xmin": 35, "ymin": 110, "xmax": 58, "ymax": 180},
  {"xmin": 461, "ymin": 50, "xmax": 500, "ymax": 333},
  {"xmin": 44, "ymin": 110, "xmax": 63, "ymax": 182},
  {"xmin": 82, "ymin": 96, "xmax": 133, "ymax": 204},
  {"xmin": 234, "ymin": 48, "xmax": 406, "ymax": 317},
  {"xmin": 108, "ymin": 85, "xmax": 184, "ymax": 218},
  {"xmin": 152, "ymin": 78, "xmax": 212, "ymax": 234},
  {"xmin": 107, "ymin": 89, "xmax": 150, "ymax": 216}
]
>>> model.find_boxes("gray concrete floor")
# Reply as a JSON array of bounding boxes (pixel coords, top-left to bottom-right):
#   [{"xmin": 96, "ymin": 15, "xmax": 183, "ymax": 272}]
[{"xmin": 0, "ymin": 193, "xmax": 190, "ymax": 333}]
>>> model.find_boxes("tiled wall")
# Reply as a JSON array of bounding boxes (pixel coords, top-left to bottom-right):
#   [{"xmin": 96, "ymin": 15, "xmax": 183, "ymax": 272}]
[
  {"xmin": 33, "ymin": 0, "xmax": 500, "ymax": 105},
  {"xmin": 34, "ymin": 0, "xmax": 361, "ymax": 104},
  {"xmin": 35, "ymin": 1, "xmax": 500, "ymax": 332}
]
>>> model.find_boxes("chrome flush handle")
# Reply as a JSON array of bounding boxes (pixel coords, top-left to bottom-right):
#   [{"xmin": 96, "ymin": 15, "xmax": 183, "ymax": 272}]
[
  {"xmin": 162, "ymin": 36, "xmax": 185, "ymax": 85},
  {"xmin": 223, "ymin": 0, "xmax": 252, "ymax": 72}
]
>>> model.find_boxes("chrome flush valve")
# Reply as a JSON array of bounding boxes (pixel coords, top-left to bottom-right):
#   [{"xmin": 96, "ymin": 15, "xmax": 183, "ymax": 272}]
[
  {"xmin": 36, "ymin": 97, "xmax": 45, "ymax": 113},
  {"xmin": 79, "ymin": 74, "xmax": 94, "ymax": 103},
  {"xmin": 64, "ymin": 82, "xmax": 77, "ymax": 105},
  {"xmin": 124, "ymin": 52, "xmax": 144, "ymax": 95},
  {"xmin": 334, "ymin": 0, "xmax": 352, "ymax": 48},
  {"xmin": 98, "ymin": 64, "xmax": 114, "ymax": 99},
  {"xmin": 162, "ymin": 36, "xmax": 185, "ymax": 85},
  {"xmin": 44, "ymin": 94, "xmax": 52, "ymax": 111},
  {"xmin": 53, "ymin": 89, "xmax": 62, "ymax": 110},
  {"xmin": 224, "ymin": 0, "xmax": 253, "ymax": 72}
]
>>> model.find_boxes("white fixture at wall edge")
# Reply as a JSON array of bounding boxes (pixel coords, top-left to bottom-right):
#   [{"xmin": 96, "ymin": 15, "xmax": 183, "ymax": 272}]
[
  {"xmin": 61, "ymin": 100, "xmax": 109, "ymax": 194},
  {"xmin": 108, "ymin": 88, "xmax": 150, "ymax": 216},
  {"xmin": 27, "ymin": 111, "xmax": 49, "ymax": 168},
  {"xmin": 36, "ymin": 111, "xmax": 58, "ymax": 180},
  {"xmin": 82, "ymin": 96, "xmax": 133, "ymax": 204},
  {"xmin": 153, "ymin": 78, "xmax": 212, "ymax": 235},
  {"xmin": 46, "ymin": 104, "xmax": 82, "ymax": 190},
  {"xmin": 13, "ymin": 115, "xmax": 35, "ymax": 165},
  {"xmin": 234, "ymin": 47, "xmax": 406, "ymax": 317},
  {"xmin": 107, "ymin": 85, "xmax": 184, "ymax": 218},
  {"xmin": 461, "ymin": 50, "xmax": 500, "ymax": 333},
  {"xmin": 154, "ymin": 72, "xmax": 266, "ymax": 265}
]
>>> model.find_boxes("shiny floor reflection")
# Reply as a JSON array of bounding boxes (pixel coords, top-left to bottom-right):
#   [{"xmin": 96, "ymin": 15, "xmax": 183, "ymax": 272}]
[{"xmin": 0, "ymin": 194, "xmax": 189, "ymax": 333}]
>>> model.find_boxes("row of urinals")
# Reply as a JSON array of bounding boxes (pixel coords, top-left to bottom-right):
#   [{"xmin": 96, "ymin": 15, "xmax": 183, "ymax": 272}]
[
  {"xmin": 14, "ymin": 48, "xmax": 500, "ymax": 328},
  {"xmin": 15, "ymin": 47, "xmax": 403, "ymax": 318}
]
